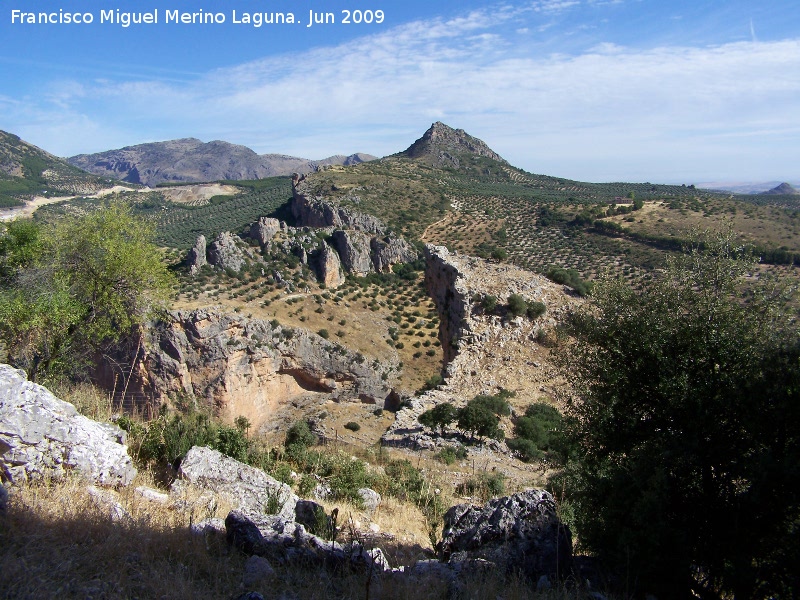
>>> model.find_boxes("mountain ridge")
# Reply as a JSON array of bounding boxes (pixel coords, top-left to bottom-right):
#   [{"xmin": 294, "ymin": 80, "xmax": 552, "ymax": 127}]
[{"xmin": 68, "ymin": 138, "xmax": 376, "ymax": 187}]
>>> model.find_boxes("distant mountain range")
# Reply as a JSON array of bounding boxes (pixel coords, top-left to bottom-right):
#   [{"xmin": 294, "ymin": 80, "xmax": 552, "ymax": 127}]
[
  {"xmin": 698, "ymin": 181, "xmax": 800, "ymax": 195},
  {"xmin": 67, "ymin": 138, "xmax": 376, "ymax": 187}
]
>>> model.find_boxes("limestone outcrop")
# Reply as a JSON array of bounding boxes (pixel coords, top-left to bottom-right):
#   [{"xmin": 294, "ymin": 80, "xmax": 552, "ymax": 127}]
[
  {"xmin": 250, "ymin": 217, "xmax": 281, "ymax": 246},
  {"xmin": 0, "ymin": 364, "xmax": 136, "ymax": 487},
  {"xmin": 207, "ymin": 231, "xmax": 246, "ymax": 272},
  {"xmin": 311, "ymin": 242, "xmax": 345, "ymax": 288},
  {"xmin": 187, "ymin": 234, "xmax": 207, "ymax": 275},
  {"xmin": 424, "ymin": 245, "xmax": 474, "ymax": 364},
  {"xmin": 332, "ymin": 229, "xmax": 374, "ymax": 275},
  {"xmin": 382, "ymin": 245, "xmax": 576, "ymax": 451},
  {"xmin": 371, "ymin": 235, "xmax": 418, "ymax": 272},
  {"xmin": 175, "ymin": 446, "xmax": 297, "ymax": 519},
  {"xmin": 101, "ymin": 309, "xmax": 395, "ymax": 430},
  {"xmin": 291, "ymin": 174, "xmax": 384, "ymax": 234},
  {"xmin": 438, "ymin": 489, "xmax": 571, "ymax": 584}
]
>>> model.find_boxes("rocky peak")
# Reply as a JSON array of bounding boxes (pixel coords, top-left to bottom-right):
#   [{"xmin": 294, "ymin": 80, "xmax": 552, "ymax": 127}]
[
  {"xmin": 761, "ymin": 182, "xmax": 799, "ymax": 195},
  {"xmin": 401, "ymin": 122, "xmax": 507, "ymax": 168}
]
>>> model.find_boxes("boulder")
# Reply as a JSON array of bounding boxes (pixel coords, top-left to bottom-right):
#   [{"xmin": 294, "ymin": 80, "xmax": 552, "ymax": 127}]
[
  {"xmin": 0, "ymin": 364, "xmax": 136, "ymax": 487},
  {"xmin": 311, "ymin": 242, "xmax": 345, "ymax": 288},
  {"xmin": 207, "ymin": 231, "xmax": 245, "ymax": 272},
  {"xmin": 242, "ymin": 555, "xmax": 276, "ymax": 587},
  {"xmin": 175, "ymin": 446, "xmax": 297, "ymax": 519},
  {"xmin": 186, "ymin": 234, "xmax": 207, "ymax": 275},
  {"xmin": 190, "ymin": 517, "xmax": 227, "ymax": 539},
  {"xmin": 332, "ymin": 229, "xmax": 374, "ymax": 275},
  {"xmin": 250, "ymin": 217, "xmax": 281, "ymax": 246},
  {"xmin": 438, "ymin": 489, "xmax": 571, "ymax": 582},
  {"xmin": 357, "ymin": 488, "xmax": 381, "ymax": 515},
  {"xmin": 294, "ymin": 498, "xmax": 327, "ymax": 532},
  {"xmin": 225, "ymin": 508, "xmax": 389, "ymax": 573},
  {"xmin": 371, "ymin": 235, "xmax": 418, "ymax": 272}
]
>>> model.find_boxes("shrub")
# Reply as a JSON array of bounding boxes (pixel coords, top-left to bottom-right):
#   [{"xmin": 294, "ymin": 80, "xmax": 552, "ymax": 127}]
[
  {"xmin": 507, "ymin": 293, "xmax": 528, "ymax": 317},
  {"xmin": 526, "ymin": 301, "xmax": 546, "ymax": 319},
  {"xmin": 343, "ymin": 421, "xmax": 360, "ymax": 432},
  {"xmin": 481, "ymin": 294, "xmax": 497, "ymax": 312},
  {"xmin": 285, "ymin": 420, "xmax": 317, "ymax": 449},
  {"xmin": 317, "ymin": 328, "xmax": 330, "ymax": 339}
]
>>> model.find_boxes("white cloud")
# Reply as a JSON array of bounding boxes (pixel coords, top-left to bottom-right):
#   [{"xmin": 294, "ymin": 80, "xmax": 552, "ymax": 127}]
[{"xmin": 5, "ymin": 3, "xmax": 800, "ymax": 181}]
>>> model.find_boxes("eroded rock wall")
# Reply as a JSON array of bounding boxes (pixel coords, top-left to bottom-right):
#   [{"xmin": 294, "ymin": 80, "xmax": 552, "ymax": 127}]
[{"xmin": 105, "ymin": 309, "xmax": 394, "ymax": 431}]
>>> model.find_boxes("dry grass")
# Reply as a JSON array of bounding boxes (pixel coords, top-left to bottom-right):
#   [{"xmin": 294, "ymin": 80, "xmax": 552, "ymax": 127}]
[
  {"xmin": 0, "ymin": 474, "xmax": 600, "ymax": 600},
  {"xmin": 0, "ymin": 474, "xmax": 246, "ymax": 599}
]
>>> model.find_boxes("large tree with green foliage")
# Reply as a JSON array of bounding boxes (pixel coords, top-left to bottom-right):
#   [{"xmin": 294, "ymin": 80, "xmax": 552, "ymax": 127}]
[
  {"xmin": 0, "ymin": 202, "xmax": 174, "ymax": 381},
  {"xmin": 555, "ymin": 231, "xmax": 799, "ymax": 599}
]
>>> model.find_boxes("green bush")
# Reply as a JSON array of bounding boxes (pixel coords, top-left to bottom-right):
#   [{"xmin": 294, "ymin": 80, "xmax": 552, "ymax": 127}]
[
  {"xmin": 507, "ymin": 293, "xmax": 528, "ymax": 317},
  {"xmin": 526, "ymin": 301, "xmax": 546, "ymax": 319},
  {"xmin": 317, "ymin": 328, "xmax": 330, "ymax": 339},
  {"xmin": 343, "ymin": 421, "xmax": 360, "ymax": 432},
  {"xmin": 481, "ymin": 294, "xmax": 497, "ymax": 312},
  {"xmin": 545, "ymin": 266, "xmax": 592, "ymax": 297},
  {"xmin": 285, "ymin": 420, "xmax": 317, "ymax": 449},
  {"xmin": 554, "ymin": 231, "xmax": 800, "ymax": 598}
]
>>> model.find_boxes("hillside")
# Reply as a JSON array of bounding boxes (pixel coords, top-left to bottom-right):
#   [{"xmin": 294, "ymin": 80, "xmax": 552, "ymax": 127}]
[
  {"xmin": 0, "ymin": 130, "xmax": 112, "ymax": 208},
  {"xmin": 68, "ymin": 138, "xmax": 376, "ymax": 187}
]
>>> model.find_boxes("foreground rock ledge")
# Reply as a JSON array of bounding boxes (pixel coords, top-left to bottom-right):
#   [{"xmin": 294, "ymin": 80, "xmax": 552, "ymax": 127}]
[{"xmin": 0, "ymin": 364, "xmax": 136, "ymax": 487}]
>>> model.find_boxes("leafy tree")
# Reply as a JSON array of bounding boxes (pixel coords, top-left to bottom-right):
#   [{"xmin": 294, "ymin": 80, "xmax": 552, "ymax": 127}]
[
  {"xmin": 0, "ymin": 203, "xmax": 174, "ymax": 381},
  {"xmin": 457, "ymin": 397, "xmax": 505, "ymax": 442},
  {"xmin": 418, "ymin": 402, "xmax": 457, "ymax": 434},
  {"xmin": 554, "ymin": 230, "xmax": 800, "ymax": 599}
]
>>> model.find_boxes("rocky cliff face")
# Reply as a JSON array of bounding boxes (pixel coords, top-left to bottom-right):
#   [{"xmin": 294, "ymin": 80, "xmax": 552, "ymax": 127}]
[
  {"xmin": 207, "ymin": 231, "xmax": 246, "ymax": 272},
  {"xmin": 250, "ymin": 217, "xmax": 281, "ymax": 246},
  {"xmin": 291, "ymin": 174, "xmax": 385, "ymax": 234},
  {"xmin": 383, "ymin": 245, "xmax": 577, "ymax": 451},
  {"xmin": 311, "ymin": 242, "xmax": 345, "ymax": 288},
  {"xmin": 332, "ymin": 229, "xmax": 374, "ymax": 275},
  {"xmin": 187, "ymin": 235, "xmax": 207, "ymax": 275},
  {"xmin": 103, "ymin": 309, "xmax": 395, "ymax": 432}
]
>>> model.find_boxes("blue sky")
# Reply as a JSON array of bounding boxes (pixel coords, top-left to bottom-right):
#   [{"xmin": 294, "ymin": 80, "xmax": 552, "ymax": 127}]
[{"xmin": 1, "ymin": 0, "xmax": 799, "ymax": 183}]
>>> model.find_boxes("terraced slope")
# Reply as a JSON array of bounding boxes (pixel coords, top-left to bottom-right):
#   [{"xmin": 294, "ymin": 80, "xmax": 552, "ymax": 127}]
[{"xmin": 0, "ymin": 130, "xmax": 111, "ymax": 207}]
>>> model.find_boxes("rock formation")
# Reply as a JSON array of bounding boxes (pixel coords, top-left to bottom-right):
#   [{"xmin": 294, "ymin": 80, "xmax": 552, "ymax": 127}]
[
  {"xmin": 438, "ymin": 489, "xmax": 571, "ymax": 584},
  {"xmin": 424, "ymin": 244, "xmax": 475, "ymax": 363},
  {"xmin": 400, "ymin": 121, "xmax": 508, "ymax": 170},
  {"xmin": 292, "ymin": 174, "xmax": 385, "ymax": 234},
  {"xmin": 207, "ymin": 231, "xmax": 246, "ymax": 272},
  {"xmin": 311, "ymin": 242, "xmax": 345, "ymax": 288},
  {"xmin": 371, "ymin": 235, "xmax": 418, "ymax": 272},
  {"xmin": 382, "ymin": 244, "xmax": 576, "ymax": 451},
  {"xmin": 99, "ymin": 309, "xmax": 395, "ymax": 430},
  {"xmin": 0, "ymin": 364, "xmax": 136, "ymax": 487},
  {"xmin": 187, "ymin": 234, "xmax": 207, "ymax": 275},
  {"xmin": 250, "ymin": 217, "xmax": 281, "ymax": 246},
  {"xmin": 175, "ymin": 446, "xmax": 297, "ymax": 519},
  {"xmin": 332, "ymin": 229, "xmax": 374, "ymax": 275}
]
